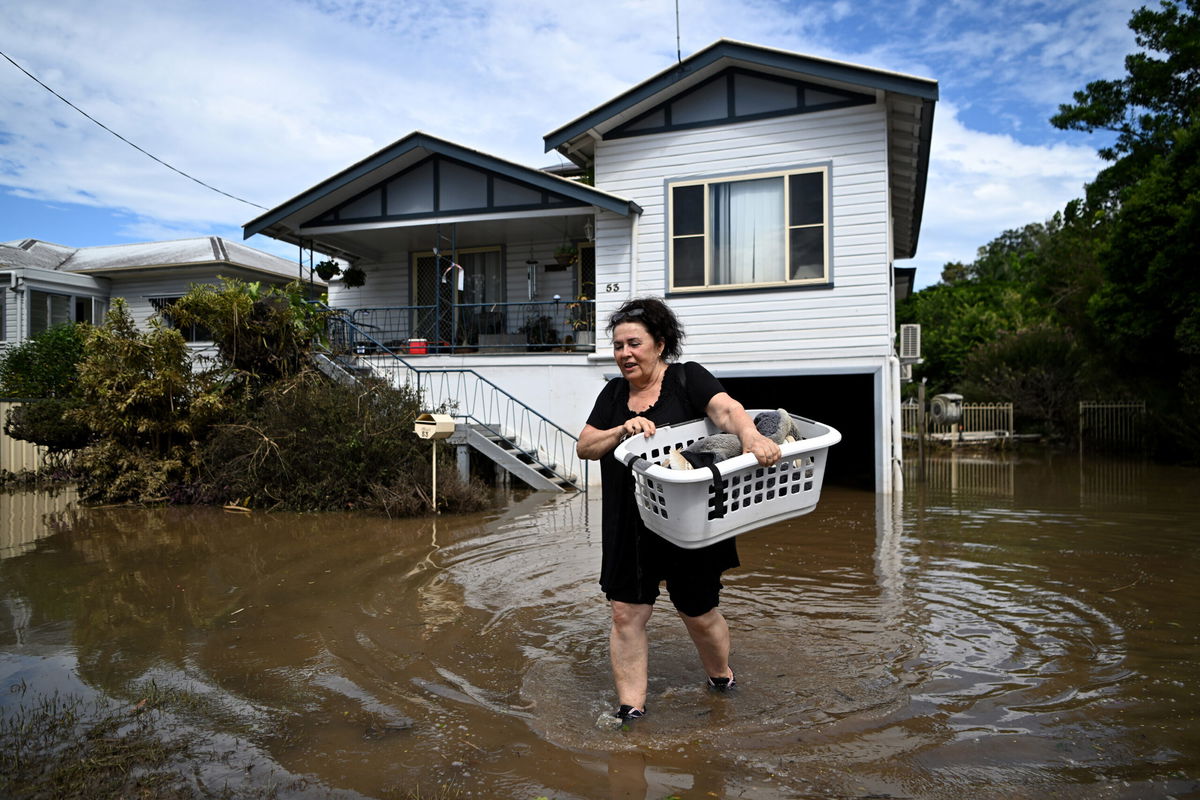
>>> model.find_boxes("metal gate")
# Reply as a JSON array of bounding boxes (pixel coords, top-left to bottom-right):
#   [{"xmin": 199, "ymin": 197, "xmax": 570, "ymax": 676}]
[{"xmin": 1079, "ymin": 401, "xmax": 1145, "ymax": 451}]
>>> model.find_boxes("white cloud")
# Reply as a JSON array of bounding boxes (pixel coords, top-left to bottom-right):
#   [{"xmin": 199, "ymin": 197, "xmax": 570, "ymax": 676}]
[
  {"xmin": 906, "ymin": 103, "xmax": 1102, "ymax": 285},
  {"xmin": 0, "ymin": 0, "xmax": 1137, "ymax": 291}
]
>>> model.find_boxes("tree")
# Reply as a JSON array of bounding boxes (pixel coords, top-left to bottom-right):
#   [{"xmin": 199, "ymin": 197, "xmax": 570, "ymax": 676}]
[
  {"xmin": 1051, "ymin": 0, "xmax": 1200, "ymax": 203},
  {"xmin": 898, "ymin": 280, "xmax": 1045, "ymax": 394}
]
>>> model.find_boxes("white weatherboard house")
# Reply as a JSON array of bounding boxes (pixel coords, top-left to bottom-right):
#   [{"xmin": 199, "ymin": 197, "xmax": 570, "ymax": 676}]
[
  {"xmin": 244, "ymin": 40, "xmax": 937, "ymax": 493},
  {"xmin": 0, "ymin": 237, "xmax": 312, "ymax": 353}
]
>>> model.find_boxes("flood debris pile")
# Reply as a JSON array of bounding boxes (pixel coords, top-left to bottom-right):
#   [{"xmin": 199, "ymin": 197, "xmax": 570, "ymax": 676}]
[{"xmin": 0, "ymin": 279, "xmax": 491, "ymax": 514}]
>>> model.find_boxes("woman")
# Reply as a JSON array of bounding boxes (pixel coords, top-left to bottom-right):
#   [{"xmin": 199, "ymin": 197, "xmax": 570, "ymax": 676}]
[{"xmin": 576, "ymin": 297, "xmax": 781, "ymax": 721}]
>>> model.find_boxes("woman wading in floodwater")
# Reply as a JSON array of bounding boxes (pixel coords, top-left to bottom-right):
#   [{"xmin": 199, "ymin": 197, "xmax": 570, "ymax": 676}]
[{"xmin": 576, "ymin": 298, "xmax": 781, "ymax": 721}]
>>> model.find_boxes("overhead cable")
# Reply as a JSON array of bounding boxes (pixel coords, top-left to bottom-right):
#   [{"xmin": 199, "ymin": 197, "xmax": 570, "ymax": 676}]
[{"xmin": 0, "ymin": 48, "xmax": 268, "ymax": 211}]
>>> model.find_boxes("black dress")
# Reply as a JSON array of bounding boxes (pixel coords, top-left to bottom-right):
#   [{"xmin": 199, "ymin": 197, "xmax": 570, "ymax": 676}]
[{"xmin": 586, "ymin": 361, "xmax": 740, "ymax": 602}]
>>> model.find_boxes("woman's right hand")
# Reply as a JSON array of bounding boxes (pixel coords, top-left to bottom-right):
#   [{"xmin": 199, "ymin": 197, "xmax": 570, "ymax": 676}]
[
  {"xmin": 576, "ymin": 417, "xmax": 657, "ymax": 460},
  {"xmin": 622, "ymin": 416, "xmax": 656, "ymax": 440}
]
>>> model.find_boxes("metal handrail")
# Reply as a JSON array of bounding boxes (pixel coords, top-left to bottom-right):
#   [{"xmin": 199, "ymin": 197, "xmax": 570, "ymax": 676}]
[{"xmin": 322, "ymin": 307, "xmax": 586, "ymax": 491}]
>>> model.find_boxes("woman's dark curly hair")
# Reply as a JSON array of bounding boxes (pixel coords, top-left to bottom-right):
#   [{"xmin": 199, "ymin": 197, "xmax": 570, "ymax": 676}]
[{"xmin": 606, "ymin": 297, "xmax": 685, "ymax": 362}]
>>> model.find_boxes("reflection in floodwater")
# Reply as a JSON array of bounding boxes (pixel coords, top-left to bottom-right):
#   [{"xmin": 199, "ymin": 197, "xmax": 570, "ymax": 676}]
[{"xmin": 1, "ymin": 454, "xmax": 1199, "ymax": 799}]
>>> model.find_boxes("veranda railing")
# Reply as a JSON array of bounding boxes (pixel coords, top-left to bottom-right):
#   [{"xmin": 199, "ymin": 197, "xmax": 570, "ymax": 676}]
[{"xmin": 344, "ymin": 298, "xmax": 596, "ymax": 355}]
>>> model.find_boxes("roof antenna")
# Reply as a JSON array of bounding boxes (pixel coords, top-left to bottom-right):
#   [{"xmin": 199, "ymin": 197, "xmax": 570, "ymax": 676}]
[{"xmin": 675, "ymin": 0, "xmax": 682, "ymax": 64}]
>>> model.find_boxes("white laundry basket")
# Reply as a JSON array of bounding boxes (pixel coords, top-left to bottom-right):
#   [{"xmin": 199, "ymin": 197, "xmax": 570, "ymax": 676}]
[{"xmin": 612, "ymin": 411, "xmax": 841, "ymax": 549}]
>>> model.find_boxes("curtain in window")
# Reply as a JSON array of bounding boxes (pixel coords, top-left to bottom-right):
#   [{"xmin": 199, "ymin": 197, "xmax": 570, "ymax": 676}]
[{"xmin": 710, "ymin": 177, "xmax": 784, "ymax": 285}]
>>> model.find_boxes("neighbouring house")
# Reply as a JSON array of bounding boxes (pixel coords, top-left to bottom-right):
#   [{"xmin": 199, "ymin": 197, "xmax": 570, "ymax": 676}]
[
  {"xmin": 0, "ymin": 236, "xmax": 315, "ymax": 353},
  {"xmin": 243, "ymin": 39, "xmax": 937, "ymax": 493}
]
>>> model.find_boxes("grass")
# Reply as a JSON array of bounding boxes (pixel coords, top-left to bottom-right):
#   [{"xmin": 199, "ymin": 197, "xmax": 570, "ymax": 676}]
[
  {"xmin": 1, "ymin": 683, "xmax": 473, "ymax": 800},
  {"xmin": 0, "ymin": 690, "xmax": 200, "ymax": 799},
  {"xmin": 0, "ymin": 682, "xmax": 315, "ymax": 800}
]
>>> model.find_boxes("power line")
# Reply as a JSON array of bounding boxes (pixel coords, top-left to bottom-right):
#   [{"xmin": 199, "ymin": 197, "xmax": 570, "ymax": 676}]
[{"xmin": 0, "ymin": 48, "xmax": 268, "ymax": 211}]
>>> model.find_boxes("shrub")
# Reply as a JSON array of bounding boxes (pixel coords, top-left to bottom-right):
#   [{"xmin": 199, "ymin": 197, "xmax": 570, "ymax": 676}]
[
  {"xmin": 69, "ymin": 300, "xmax": 225, "ymax": 503},
  {"xmin": 0, "ymin": 323, "xmax": 86, "ymax": 399},
  {"xmin": 196, "ymin": 370, "xmax": 488, "ymax": 513}
]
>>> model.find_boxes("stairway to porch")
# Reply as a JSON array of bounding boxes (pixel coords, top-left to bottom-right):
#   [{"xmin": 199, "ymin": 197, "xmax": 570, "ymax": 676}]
[{"xmin": 318, "ymin": 315, "xmax": 587, "ymax": 493}]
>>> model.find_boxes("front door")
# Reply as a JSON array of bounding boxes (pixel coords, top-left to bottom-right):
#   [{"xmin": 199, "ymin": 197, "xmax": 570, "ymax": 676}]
[{"xmin": 412, "ymin": 247, "xmax": 505, "ymax": 348}]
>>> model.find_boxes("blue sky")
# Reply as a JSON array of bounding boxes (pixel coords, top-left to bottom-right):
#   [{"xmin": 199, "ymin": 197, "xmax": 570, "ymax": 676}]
[{"xmin": 0, "ymin": 0, "xmax": 1139, "ymax": 288}]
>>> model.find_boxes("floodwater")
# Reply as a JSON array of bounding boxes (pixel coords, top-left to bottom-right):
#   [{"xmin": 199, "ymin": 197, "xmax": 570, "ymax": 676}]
[{"xmin": 1, "ymin": 452, "xmax": 1198, "ymax": 799}]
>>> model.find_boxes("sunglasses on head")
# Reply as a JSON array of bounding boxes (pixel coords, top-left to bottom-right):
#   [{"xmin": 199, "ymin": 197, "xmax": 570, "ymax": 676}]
[{"xmin": 611, "ymin": 307, "xmax": 645, "ymax": 324}]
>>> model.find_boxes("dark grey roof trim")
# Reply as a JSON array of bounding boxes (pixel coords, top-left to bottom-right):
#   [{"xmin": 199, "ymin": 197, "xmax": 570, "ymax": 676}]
[
  {"xmin": 544, "ymin": 39, "xmax": 939, "ymax": 153},
  {"xmin": 905, "ymin": 98, "xmax": 936, "ymax": 258},
  {"xmin": 245, "ymin": 132, "xmax": 640, "ymax": 240}
]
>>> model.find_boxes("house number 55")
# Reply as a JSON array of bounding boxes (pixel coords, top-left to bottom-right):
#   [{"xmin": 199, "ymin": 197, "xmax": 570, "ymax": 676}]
[{"xmin": 605, "ymin": 283, "xmax": 621, "ymax": 293}]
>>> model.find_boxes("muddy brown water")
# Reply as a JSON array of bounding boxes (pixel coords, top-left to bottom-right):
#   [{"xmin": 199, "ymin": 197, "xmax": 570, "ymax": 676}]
[{"xmin": 1, "ymin": 452, "xmax": 1198, "ymax": 799}]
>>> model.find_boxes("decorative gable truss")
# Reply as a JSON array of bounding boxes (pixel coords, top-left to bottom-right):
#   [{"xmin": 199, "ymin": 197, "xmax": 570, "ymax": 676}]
[
  {"xmin": 610, "ymin": 67, "xmax": 875, "ymax": 139},
  {"xmin": 303, "ymin": 154, "xmax": 589, "ymax": 230}
]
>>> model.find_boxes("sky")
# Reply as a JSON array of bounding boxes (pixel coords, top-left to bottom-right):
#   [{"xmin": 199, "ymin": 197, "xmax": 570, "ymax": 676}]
[{"xmin": 0, "ymin": 0, "xmax": 1141, "ymax": 289}]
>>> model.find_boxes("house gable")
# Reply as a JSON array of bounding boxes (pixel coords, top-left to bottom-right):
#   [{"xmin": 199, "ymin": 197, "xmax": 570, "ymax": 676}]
[
  {"xmin": 609, "ymin": 67, "xmax": 875, "ymax": 140},
  {"xmin": 302, "ymin": 153, "xmax": 590, "ymax": 230},
  {"xmin": 544, "ymin": 39, "xmax": 936, "ymax": 260},
  {"xmin": 243, "ymin": 132, "xmax": 641, "ymax": 260}
]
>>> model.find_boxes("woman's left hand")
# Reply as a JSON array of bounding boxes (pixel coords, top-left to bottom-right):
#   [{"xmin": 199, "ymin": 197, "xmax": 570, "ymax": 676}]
[{"xmin": 742, "ymin": 432, "xmax": 782, "ymax": 466}]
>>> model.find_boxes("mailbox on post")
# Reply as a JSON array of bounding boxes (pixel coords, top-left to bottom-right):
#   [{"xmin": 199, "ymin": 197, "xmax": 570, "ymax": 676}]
[
  {"xmin": 414, "ymin": 413, "xmax": 455, "ymax": 514},
  {"xmin": 414, "ymin": 413, "xmax": 454, "ymax": 440}
]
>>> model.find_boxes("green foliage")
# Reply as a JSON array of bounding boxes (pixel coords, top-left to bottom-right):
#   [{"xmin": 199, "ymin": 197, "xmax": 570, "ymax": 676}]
[
  {"xmin": 1088, "ymin": 117, "xmax": 1200, "ymax": 373},
  {"xmin": 1051, "ymin": 0, "xmax": 1199, "ymax": 203},
  {"xmin": 904, "ymin": 1, "xmax": 1200, "ymax": 459},
  {"xmin": 196, "ymin": 370, "xmax": 490, "ymax": 513},
  {"xmin": 197, "ymin": 371, "xmax": 420, "ymax": 510},
  {"xmin": 69, "ymin": 300, "xmax": 225, "ymax": 503},
  {"xmin": 0, "ymin": 323, "xmax": 91, "ymax": 456},
  {"xmin": 959, "ymin": 325, "xmax": 1087, "ymax": 439},
  {"xmin": 55, "ymin": 285, "xmax": 491, "ymax": 512},
  {"xmin": 167, "ymin": 278, "xmax": 332, "ymax": 389},
  {"xmin": 3, "ymin": 398, "xmax": 90, "ymax": 453},
  {"xmin": 898, "ymin": 280, "xmax": 1044, "ymax": 393},
  {"xmin": 0, "ymin": 323, "xmax": 86, "ymax": 398}
]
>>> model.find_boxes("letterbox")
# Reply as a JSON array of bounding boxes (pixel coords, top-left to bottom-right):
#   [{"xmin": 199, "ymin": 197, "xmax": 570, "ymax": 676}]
[{"xmin": 413, "ymin": 413, "xmax": 454, "ymax": 440}]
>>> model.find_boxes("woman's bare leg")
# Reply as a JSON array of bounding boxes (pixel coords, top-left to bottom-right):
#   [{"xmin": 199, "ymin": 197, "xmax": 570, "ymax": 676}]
[
  {"xmin": 610, "ymin": 601, "xmax": 653, "ymax": 710},
  {"xmin": 679, "ymin": 607, "xmax": 733, "ymax": 681}
]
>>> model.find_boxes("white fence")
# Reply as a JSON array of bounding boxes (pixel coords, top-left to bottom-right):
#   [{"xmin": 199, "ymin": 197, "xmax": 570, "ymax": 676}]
[
  {"xmin": 901, "ymin": 401, "xmax": 1014, "ymax": 438},
  {"xmin": 0, "ymin": 401, "xmax": 45, "ymax": 474}
]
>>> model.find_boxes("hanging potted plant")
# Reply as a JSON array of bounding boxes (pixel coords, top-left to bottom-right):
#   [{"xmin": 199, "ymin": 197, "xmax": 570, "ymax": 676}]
[
  {"xmin": 341, "ymin": 264, "xmax": 367, "ymax": 288},
  {"xmin": 314, "ymin": 259, "xmax": 341, "ymax": 281},
  {"xmin": 553, "ymin": 243, "xmax": 577, "ymax": 268}
]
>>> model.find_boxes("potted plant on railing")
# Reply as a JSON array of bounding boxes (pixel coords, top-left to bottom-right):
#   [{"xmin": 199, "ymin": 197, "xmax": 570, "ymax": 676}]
[
  {"xmin": 565, "ymin": 292, "xmax": 595, "ymax": 349},
  {"xmin": 519, "ymin": 315, "xmax": 559, "ymax": 351}
]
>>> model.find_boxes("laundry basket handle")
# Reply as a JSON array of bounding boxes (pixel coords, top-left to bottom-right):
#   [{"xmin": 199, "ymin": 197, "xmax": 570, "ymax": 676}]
[{"xmin": 705, "ymin": 464, "xmax": 728, "ymax": 519}]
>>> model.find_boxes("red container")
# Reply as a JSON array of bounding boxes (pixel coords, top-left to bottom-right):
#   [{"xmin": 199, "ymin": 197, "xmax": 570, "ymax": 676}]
[{"xmin": 406, "ymin": 338, "xmax": 428, "ymax": 355}]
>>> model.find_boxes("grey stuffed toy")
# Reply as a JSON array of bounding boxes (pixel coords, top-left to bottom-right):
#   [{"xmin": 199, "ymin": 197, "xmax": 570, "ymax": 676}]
[{"xmin": 663, "ymin": 409, "xmax": 796, "ymax": 469}]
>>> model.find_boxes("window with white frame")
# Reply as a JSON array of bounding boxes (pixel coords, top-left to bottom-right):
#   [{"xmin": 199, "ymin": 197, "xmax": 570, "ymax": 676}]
[
  {"xmin": 27, "ymin": 289, "xmax": 107, "ymax": 336},
  {"xmin": 668, "ymin": 166, "xmax": 829, "ymax": 292}
]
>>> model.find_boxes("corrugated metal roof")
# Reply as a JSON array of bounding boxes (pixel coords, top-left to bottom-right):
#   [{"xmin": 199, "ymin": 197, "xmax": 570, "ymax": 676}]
[
  {"xmin": 1, "ymin": 237, "xmax": 302, "ymax": 279},
  {"xmin": 0, "ymin": 239, "xmax": 77, "ymax": 271}
]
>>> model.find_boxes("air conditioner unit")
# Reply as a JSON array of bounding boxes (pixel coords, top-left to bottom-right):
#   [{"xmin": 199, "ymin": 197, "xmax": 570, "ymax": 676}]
[
  {"xmin": 930, "ymin": 393, "xmax": 964, "ymax": 425},
  {"xmin": 899, "ymin": 324, "xmax": 921, "ymax": 360}
]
